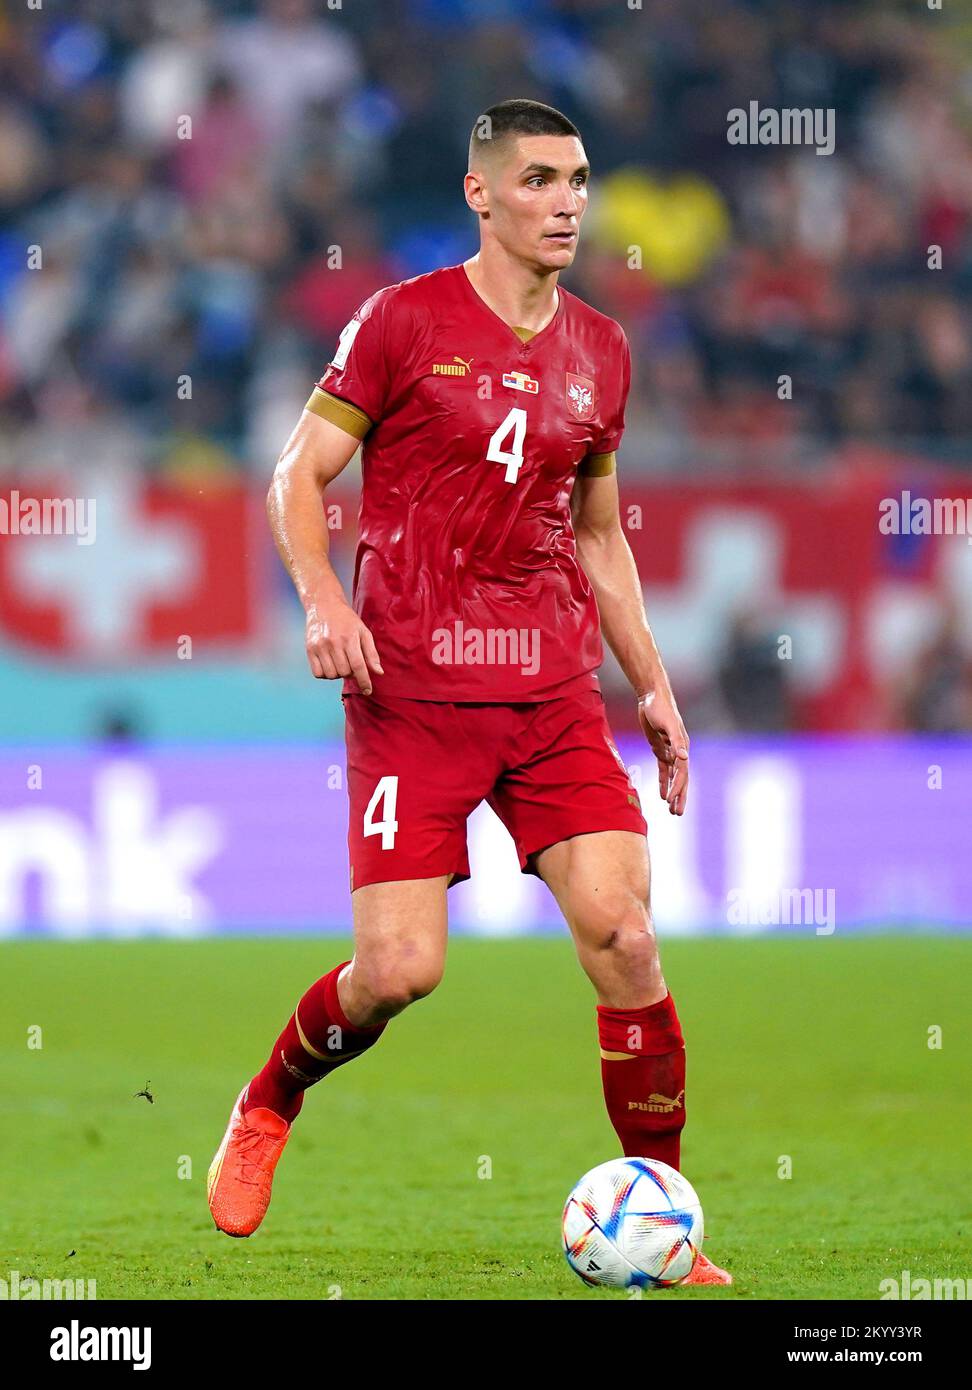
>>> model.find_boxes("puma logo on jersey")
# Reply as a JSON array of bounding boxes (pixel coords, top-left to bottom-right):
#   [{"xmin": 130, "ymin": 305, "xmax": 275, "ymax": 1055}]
[
  {"xmin": 503, "ymin": 370, "xmax": 539, "ymax": 394},
  {"xmin": 432, "ymin": 356, "xmax": 474, "ymax": 376}
]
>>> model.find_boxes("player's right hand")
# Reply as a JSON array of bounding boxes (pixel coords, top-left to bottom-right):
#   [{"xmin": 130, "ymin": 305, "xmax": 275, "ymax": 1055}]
[
  {"xmin": 305, "ymin": 599, "xmax": 383, "ymax": 694},
  {"xmin": 637, "ymin": 686, "xmax": 690, "ymax": 816}
]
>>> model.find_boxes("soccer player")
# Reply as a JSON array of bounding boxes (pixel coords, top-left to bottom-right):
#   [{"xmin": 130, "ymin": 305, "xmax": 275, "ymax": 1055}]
[{"xmin": 208, "ymin": 99, "xmax": 731, "ymax": 1285}]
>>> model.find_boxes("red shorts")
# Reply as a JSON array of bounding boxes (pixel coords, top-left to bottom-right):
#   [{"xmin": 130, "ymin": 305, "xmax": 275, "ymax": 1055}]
[{"xmin": 343, "ymin": 681, "xmax": 647, "ymax": 891}]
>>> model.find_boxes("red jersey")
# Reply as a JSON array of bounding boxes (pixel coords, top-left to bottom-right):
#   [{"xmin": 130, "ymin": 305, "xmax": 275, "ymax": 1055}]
[{"xmin": 311, "ymin": 263, "xmax": 631, "ymax": 701}]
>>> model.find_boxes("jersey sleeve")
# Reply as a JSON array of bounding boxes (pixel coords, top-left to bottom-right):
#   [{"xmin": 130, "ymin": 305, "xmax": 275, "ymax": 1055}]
[
  {"xmin": 305, "ymin": 288, "xmax": 398, "ymax": 437},
  {"xmin": 586, "ymin": 327, "xmax": 631, "ymax": 460}
]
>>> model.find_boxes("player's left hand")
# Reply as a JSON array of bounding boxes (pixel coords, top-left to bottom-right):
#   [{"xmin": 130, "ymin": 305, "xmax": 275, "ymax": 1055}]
[{"xmin": 637, "ymin": 687, "xmax": 690, "ymax": 816}]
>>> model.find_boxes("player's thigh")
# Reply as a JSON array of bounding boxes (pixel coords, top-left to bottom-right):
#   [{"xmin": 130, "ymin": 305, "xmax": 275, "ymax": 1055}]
[
  {"xmin": 349, "ymin": 875, "xmax": 450, "ymax": 1009},
  {"xmin": 536, "ymin": 830, "xmax": 664, "ymax": 1004},
  {"xmin": 536, "ymin": 828, "xmax": 651, "ymax": 942}
]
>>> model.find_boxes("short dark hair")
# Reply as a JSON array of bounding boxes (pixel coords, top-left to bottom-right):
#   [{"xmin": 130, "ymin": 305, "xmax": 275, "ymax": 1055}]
[{"xmin": 468, "ymin": 99, "xmax": 581, "ymax": 169}]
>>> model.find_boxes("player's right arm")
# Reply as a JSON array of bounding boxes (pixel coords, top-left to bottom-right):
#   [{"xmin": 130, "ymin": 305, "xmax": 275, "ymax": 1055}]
[{"xmin": 267, "ymin": 409, "xmax": 383, "ymax": 694}]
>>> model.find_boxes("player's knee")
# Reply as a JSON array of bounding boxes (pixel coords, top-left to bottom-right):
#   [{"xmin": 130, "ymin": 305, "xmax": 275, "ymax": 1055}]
[
  {"xmin": 578, "ymin": 878, "xmax": 653, "ymax": 945},
  {"xmin": 576, "ymin": 885, "xmax": 656, "ymax": 962},
  {"xmin": 355, "ymin": 953, "xmax": 443, "ymax": 1016},
  {"xmin": 604, "ymin": 918, "xmax": 659, "ymax": 982}
]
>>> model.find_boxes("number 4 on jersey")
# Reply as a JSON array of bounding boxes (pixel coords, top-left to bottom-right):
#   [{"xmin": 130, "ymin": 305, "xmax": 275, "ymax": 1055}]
[{"xmin": 486, "ymin": 406, "xmax": 528, "ymax": 484}]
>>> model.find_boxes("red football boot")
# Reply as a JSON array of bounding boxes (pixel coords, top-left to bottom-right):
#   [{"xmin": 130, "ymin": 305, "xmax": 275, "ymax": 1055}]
[
  {"xmin": 207, "ymin": 1087, "xmax": 291, "ymax": 1237},
  {"xmin": 682, "ymin": 1249, "xmax": 733, "ymax": 1285}
]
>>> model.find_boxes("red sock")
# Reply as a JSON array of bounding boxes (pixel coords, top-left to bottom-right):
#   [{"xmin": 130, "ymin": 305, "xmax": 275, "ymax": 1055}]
[
  {"xmin": 597, "ymin": 992, "xmax": 686, "ymax": 1169},
  {"xmin": 245, "ymin": 961, "xmax": 385, "ymax": 1123}
]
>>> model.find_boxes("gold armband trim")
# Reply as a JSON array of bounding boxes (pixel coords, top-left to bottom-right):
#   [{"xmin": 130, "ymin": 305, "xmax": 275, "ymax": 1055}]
[
  {"xmin": 304, "ymin": 387, "xmax": 372, "ymax": 440},
  {"xmin": 579, "ymin": 451, "xmax": 617, "ymax": 477}
]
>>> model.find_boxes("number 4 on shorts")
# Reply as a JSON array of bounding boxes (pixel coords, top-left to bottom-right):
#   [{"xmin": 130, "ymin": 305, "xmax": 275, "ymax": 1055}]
[{"xmin": 364, "ymin": 775, "xmax": 399, "ymax": 849}]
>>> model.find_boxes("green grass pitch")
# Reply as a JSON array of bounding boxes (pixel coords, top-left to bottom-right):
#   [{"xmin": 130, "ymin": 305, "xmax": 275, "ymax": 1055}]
[{"xmin": 1, "ymin": 935, "xmax": 969, "ymax": 1300}]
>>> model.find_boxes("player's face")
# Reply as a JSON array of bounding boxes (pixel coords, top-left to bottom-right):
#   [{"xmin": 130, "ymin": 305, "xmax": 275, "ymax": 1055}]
[{"xmin": 485, "ymin": 134, "xmax": 590, "ymax": 270}]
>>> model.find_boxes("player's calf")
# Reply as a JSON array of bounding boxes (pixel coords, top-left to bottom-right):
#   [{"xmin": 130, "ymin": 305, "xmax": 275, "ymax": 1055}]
[
  {"xmin": 245, "ymin": 959, "xmax": 387, "ymax": 1124},
  {"xmin": 540, "ymin": 832, "xmax": 686, "ymax": 1172},
  {"xmin": 584, "ymin": 899, "xmax": 685, "ymax": 1170},
  {"xmin": 576, "ymin": 897, "xmax": 686, "ymax": 1170},
  {"xmin": 597, "ymin": 991, "xmax": 686, "ymax": 1169}
]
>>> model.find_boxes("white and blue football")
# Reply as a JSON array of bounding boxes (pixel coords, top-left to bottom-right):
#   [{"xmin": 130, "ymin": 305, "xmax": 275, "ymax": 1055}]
[{"xmin": 562, "ymin": 1157, "xmax": 703, "ymax": 1289}]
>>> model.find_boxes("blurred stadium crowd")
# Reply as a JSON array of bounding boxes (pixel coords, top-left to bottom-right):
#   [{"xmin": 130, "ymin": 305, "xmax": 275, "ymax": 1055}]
[
  {"xmin": 3, "ymin": 0, "xmax": 972, "ymax": 476},
  {"xmin": 1, "ymin": 0, "xmax": 971, "ymax": 736}
]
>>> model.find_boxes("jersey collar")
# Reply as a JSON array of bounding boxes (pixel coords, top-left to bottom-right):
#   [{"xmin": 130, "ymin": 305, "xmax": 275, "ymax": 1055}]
[{"xmin": 457, "ymin": 263, "xmax": 564, "ymax": 353}]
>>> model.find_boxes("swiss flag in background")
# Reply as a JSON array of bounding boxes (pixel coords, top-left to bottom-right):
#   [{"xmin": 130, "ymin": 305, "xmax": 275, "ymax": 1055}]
[{"xmin": 0, "ymin": 474, "xmax": 263, "ymax": 660}]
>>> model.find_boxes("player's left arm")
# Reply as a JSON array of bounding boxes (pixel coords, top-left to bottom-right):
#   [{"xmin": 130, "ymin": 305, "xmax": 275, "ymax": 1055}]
[{"xmin": 572, "ymin": 468, "xmax": 689, "ymax": 815}]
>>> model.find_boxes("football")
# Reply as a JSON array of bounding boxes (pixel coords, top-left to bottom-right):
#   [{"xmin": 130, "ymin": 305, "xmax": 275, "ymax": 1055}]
[{"xmin": 562, "ymin": 1157, "xmax": 703, "ymax": 1289}]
